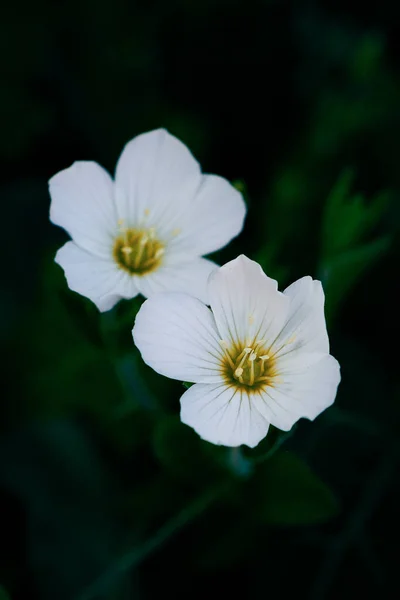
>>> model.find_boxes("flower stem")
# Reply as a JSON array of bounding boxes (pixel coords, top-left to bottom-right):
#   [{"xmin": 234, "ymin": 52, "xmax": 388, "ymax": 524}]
[{"xmin": 252, "ymin": 427, "xmax": 296, "ymax": 465}]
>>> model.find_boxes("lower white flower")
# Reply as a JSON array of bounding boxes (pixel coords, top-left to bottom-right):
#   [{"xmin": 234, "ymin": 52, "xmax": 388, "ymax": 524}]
[
  {"xmin": 133, "ymin": 255, "xmax": 341, "ymax": 448},
  {"xmin": 49, "ymin": 129, "xmax": 246, "ymax": 311}
]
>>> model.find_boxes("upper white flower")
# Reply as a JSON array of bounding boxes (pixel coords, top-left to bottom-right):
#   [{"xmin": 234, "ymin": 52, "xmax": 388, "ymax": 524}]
[
  {"xmin": 49, "ymin": 129, "xmax": 246, "ymax": 311},
  {"xmin": 133, "ymin": 255, "xmax": 341, "ymax": 448}
]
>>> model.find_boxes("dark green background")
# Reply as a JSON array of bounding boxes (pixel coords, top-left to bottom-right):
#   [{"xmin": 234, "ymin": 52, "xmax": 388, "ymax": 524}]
[{"xmin": 0, "ymin": 1, "xmax": 399, "ymax": 599}]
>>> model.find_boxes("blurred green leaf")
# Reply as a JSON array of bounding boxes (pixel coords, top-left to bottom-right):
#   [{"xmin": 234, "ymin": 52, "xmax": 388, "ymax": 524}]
[
  {"xmin": 255, "ymin": 451, "xmax": 338, "ymax": 526},
  {"xmin": 321, "ymin": 168, "xmax": 355, "ymax": 257},
  {"xmin": 59, "ymin": 289, "xmax": 103, "ymax": 348},
  {"xmin": 0, "ymin": 420, "xmax": 127, "ymax": 600},
  {"xmin": 350, "ymin": 33, "xmax": 385, "ymax": 82},
  {"xmin": 123, "ymin": 473, "xmax": 189, "ymax": 538},
  {"xmin": 321, "ymin": 235, "xmax": 391, "ymax": 322},
  {"xmin": 253, "ymin": 241, "xmax": 291, "ymax": 283},
  {"xmin": 152, "ymin": 416, "xmax": 229, "ymax": 487},
  {"xmin": 0, "ymin": 586, "xmax": 11, "ymax": 600},
  {"xmin": 193, "ymin": 511, "xmax": 258, "ymax": 571},
  {"xmin": 321, "ymin": 170, "xmax": 390, "ymax": 259},
  {"xmin": 182, "ymin": 381, "xmax": 194, "ymax": 389}
]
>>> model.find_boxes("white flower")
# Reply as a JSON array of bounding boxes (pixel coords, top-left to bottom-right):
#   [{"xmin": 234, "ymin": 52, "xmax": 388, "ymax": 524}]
[
  {"xmin": 133, "ymin": 255, "xmax": 341, "ymax": 448},
  {"xmin": 49, "ymin": 129, "xmax": 246, "ymax": 311}
]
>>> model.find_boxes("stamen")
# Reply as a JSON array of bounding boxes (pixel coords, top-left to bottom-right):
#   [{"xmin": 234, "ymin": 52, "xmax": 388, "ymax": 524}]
[
  {"xmin": 221, "ymin": 340, "xmax": 275, "ymax": 389},
  {"xmin": 219, "ymin": 340, "xmax": 235, "ymax": 369},
  {"xmin": 249, "ymin": 357, "xmax": 255, "ymax": 386},
  {"xmin": 154, "ymin": 248, "xmax": 165, "ymax": 259},
  {"xmin": 258, "ymin": 354, "xmax": 270, "ymax": 376},
  {"xmin": 113, "ymin": 226, "xmax": 165, "ymax": 275},
  {"xmin": 235, "ymin": 347, "xmax": 252, "ymax": 369}
]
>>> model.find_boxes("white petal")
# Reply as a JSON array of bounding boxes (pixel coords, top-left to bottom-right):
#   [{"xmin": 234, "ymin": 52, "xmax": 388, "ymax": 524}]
[
  {"xmin": 269, "ymin": 276, "xmax": 329, "ymax": 359},
  {"xmin": 253, "ymin": 353, "xmax": 340, "ymax": 431},
  {"xmin": 133, "ymin": 292, "xmax": 224, "ymax": 383},
  {"xmin": 180, "ymin": 383, "xmax": 270, "ymax": 448},
  {"xmin": 55, "ymin": 242, "xmax": 138, "ymax": 312},
  {"xmin": 134, "ymin": 257, "xmax": 217, "ymax": 304},
  {"xmin": 49, "ymin": 162, "xmax": 116, "ymax": 258},
  {"xmin": 168, "ymin": 175, "xmax": 246, "ymax": 256},
  {"xmin": 208, "ymin": 255, "xmax": 289, "ymax": 348},
  {"xmin": 114, "ymin": 129, "xmax": 201, "ymax": 229}
]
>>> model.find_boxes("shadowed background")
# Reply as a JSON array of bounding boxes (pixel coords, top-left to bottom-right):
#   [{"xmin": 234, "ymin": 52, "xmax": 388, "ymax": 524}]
[{"xmin": 0, "ymin": 1, "xmax": 399, "ymax": 599}]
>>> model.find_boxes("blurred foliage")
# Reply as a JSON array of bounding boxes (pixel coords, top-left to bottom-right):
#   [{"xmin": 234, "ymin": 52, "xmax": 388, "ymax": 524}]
[
  {"xmin": 0, "ymin": 1, "xmax": 399, "ymax": 599},
  {"xmin": 319, "ymin": 169, "xmax": 392, "ymax": 321}
]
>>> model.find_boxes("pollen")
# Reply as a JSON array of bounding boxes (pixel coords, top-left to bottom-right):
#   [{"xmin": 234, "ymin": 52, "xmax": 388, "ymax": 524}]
[
  {"xmin": 219, "ymin": 338, "xmax": 278, "ymax": 390},
  {"xmin": 113, "ymin": 221, "xmax": 165, "ymax": 275}
]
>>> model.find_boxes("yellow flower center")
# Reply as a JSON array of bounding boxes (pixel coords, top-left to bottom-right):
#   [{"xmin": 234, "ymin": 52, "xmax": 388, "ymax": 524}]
[
  {"xmin": 219, "ymin": 339, "xmax": 277, "ymax": 389},
  {"xmin": 113, "ymin": 221, "xmax": 165, "ymax": 275}
]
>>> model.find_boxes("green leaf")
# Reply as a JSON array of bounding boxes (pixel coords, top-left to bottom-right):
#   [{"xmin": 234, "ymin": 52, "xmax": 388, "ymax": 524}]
[
  {"xmin": 321, "ymin": 170, "xmax": 390, "ymax": 259},
  {"xmin": 59, "ymin": 288, "xmax": 103, "ymax": 348},
  {"xmin": 152, "ymin": 416, "xmax": 229, "ymax": 487},
  {"xmin": 0, "ymin": 586, "xmax": 11, "ymax": 600},
  {"xmin": 321, "ymin": 235, "xmax": 391, "ymax": 322},
  {"xmin": 0, "ymin": 420, "xmax": 128, "ymax": 600},
  {"xmin": 350, "ymin": 33, "xmax": 384, "ymax": 82},
  {"xmin": 253, "ymin": 241, "xmax": 291, "ymax": 283},
  {"xmin": 255, "ymin": 451, "xmax": 338, "ymax": 526},
  {"xmin": 192, "ymin": 511, "xmax": 258, "ymax": 571}
]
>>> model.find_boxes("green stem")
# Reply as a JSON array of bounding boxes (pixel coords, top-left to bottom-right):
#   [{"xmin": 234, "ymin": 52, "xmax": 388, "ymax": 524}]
[{"xmin": 253, "ymin": 428, "xmax": 296, "ymax": 464}]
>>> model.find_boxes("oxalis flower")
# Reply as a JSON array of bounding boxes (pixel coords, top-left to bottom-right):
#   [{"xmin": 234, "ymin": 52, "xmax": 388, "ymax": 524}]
[
  {"xmin": 49, "ymin": 129, "xmax": 246, "ymax": 311},
  {"xmin": 133, "ymin": 255, "xmax": 341, "ymax": 448}
]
